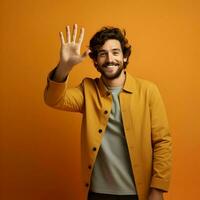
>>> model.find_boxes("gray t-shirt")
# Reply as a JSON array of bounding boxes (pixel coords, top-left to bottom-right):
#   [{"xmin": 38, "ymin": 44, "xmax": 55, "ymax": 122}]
[{"xmin": 90, "ymin": 86, "xmax": 137, "ymax": 195}]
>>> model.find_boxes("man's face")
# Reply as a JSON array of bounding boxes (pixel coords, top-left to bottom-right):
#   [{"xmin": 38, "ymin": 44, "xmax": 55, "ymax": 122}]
[{"xmin": 95, "ymin": 39, "xmax": 127, "ymax": 80}]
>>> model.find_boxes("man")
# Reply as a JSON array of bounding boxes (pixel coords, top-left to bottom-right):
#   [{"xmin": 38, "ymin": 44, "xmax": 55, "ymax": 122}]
[{"xmin": 44, "ymin": 24, "xmax": 172, "ymax": 200}]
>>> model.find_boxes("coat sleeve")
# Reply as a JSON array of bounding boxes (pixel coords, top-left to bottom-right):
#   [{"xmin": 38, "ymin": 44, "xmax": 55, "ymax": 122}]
[
  {"xmin": 149, "ymin": 83, "xmax": 172, "ymax": 192},
  {"xmin": 44, "ymin": 68, "xmax": 84, "ymax": 113}
]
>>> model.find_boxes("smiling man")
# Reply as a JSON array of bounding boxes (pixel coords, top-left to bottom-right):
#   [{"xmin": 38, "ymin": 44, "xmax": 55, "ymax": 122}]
[
  {"xmin": 44, "ymin": 24, "xmax": 172, "ymax": 200},
  {"xmin": 93, "ymin": 40, "xmax": 125, "ymax": 80}
]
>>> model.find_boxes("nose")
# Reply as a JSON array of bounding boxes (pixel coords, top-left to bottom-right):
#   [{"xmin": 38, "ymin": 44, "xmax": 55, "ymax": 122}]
[{"xmin": 106, "ymin": 52, "xmax": 114, "ymax": 62}]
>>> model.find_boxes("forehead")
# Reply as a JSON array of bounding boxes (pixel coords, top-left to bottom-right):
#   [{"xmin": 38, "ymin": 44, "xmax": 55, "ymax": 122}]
[{"xmin": 99, "ymin": 39, "xmax": 122, "ymax": 51}]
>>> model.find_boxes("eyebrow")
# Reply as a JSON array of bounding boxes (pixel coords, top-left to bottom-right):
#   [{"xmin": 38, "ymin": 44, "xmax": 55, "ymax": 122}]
[{"xmin": 98, "ymin": 48, "xmax": 121, "ymax": 53}]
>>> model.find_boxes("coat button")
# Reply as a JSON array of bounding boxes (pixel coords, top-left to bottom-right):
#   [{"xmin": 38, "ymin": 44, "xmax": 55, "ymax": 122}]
[
  {"xmin": 92, "ymin": 147, "xmax": 97, "ymax": 151},
  {"xmin": 104, "ymin": 110, "xmax": 108, "ymax": 114},
  {"xmin": 98, "ymin": 129, "xmax": 102, "ymax": 133},
  {"xmin": 88, "ymin": 165, "xmax": 92, "ymax": 169}
]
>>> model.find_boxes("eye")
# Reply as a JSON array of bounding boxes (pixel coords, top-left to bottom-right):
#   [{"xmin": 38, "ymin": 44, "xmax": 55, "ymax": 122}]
[
  {"xmin": 113, "ymin": 51, "xmax": 119, "ymax": 55},
  {"xmin": 98, "ymin": 52, "xmax": 106, "ymax": 57}
]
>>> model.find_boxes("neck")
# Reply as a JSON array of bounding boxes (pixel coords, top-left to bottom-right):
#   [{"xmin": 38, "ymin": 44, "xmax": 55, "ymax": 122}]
[{"xmin": 102, "ymin": 70, "xmax": 126, "ymax": 88}]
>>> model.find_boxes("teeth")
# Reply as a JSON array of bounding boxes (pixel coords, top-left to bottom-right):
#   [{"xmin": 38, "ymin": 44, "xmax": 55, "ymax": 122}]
[{"xmin": 107, "ymin": 65, "xmax": 115, "ymax": 68}]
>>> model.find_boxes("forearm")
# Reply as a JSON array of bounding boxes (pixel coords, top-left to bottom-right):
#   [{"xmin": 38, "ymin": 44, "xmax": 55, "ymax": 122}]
[
  {"xmin": 44, "ymin": 68, "xmax": 68, "ymax": 107},
  {"xmin": 150, "ymin": 135, "xmax": 172, "ymax": 192},
  {"xmin": 149, "ymin": 188, "xmax": 164, "ymax": 200},
  {"xmin": 44, "ymin": 67, "xmax": 84, "ymax": 112},
  {"xmin": 51, "ymin": 62, "xmax": 72, "ymax": 82},
  {"xmin": 150, "ymin": 83, "xmax": 172, "ymax": 191}
]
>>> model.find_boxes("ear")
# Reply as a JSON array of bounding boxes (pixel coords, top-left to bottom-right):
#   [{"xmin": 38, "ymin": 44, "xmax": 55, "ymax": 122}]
[
  {"xmin": 123, "ymin": 57, "xmax": 127, "ymax": 62},
  {"xmin": 93, "ymin": 61, "xmax": 99, "ymax": 71},
  {"xmin": 93, "ymin": 58, "xmax": 97, "ymax": 64},
  {"xmin": 95, "ymin": 65, "xmax": 100, "ymax": 72}
]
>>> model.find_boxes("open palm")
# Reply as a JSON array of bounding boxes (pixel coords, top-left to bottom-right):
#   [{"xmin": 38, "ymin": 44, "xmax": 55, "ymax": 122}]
[{"xmin": 59, "ymin": 24, "xmax": 89, "ymax": 68}]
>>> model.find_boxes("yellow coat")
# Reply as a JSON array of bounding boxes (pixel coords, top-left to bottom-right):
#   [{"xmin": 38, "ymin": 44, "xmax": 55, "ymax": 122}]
[{"xmin": 44, "ymin": 70, "xmax": 172, "ymax": 200}]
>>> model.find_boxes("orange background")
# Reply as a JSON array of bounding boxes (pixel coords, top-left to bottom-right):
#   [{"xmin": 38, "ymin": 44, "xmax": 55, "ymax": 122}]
[{"xmin": 1, "ymin": 0, "xmax": 200, "ymax": 199}]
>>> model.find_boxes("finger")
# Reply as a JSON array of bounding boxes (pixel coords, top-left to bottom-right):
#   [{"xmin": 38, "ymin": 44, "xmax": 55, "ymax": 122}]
[
  {"xmin": 72, "ymin": 24, "xmax": 78, "ymax": 43},
  {"xmin": 81, "ymin": 49, "xmax": 90, "ymax": 59},
  {"xmin": 78, "ymin": 27, "xmax": 85, "ymax": 45},
  {"xmin": 66, "ymin": 25, "xmax": 71, "ymax": 43},
  {"xmin": 59, "ymin": 32, "xmax": 65, "ymax": 45}
]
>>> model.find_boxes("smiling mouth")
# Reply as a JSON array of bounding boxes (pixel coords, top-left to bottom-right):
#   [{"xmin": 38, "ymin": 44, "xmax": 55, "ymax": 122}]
[
  {"xmin": 104, "ymin": 65, "xmax": 119, "ymax": 72},
  {"xmin": 106, "ymin": 65, "xmax": 117, "ymax": 68},
  {"xmin": 103, "ymin": 63, "xmax": 119, "ymax": 68}
]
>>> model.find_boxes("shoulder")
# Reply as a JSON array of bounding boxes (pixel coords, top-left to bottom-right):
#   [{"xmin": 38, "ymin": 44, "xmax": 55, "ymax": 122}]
[
  {"xmin": 135, "ymin": 77, "xmax": 157, "ymax": 89},
  {"xmin": 127, "ymin": 73, "xmax": 159, "ymax": 92},
  {"xmin": 81, "ymin": 77, "xmax": 99, "ymax": 85},
  {"xmin": 80, "ymin": 77, "xmax": 100, "ymax": 92}
]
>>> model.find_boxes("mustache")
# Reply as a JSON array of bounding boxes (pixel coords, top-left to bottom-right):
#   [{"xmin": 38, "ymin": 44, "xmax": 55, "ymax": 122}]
[{"xmin": 102, "ymin": 62, "xmax": 120, "ymax": 68}]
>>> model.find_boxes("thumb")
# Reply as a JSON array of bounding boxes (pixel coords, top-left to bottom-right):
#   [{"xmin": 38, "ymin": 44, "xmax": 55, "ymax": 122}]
[{"xmin": 81, "ymin": 49, "xmax": 91, "ymax": 59}]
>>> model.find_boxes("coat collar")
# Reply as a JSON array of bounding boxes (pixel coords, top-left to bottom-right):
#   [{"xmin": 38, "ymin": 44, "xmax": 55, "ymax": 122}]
[{"xmin": 97, "ymin": 71, "xmax": 136, "ymax": 96}]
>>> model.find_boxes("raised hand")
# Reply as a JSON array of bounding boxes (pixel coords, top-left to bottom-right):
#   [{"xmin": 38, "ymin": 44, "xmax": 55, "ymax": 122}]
[
  {"xmin": 53, "ymin": 24, "xmax": 89, "ymax": 82},
  {"xmin": 59, "ymin": 24, "xmax": 89, "ymax": 70}
]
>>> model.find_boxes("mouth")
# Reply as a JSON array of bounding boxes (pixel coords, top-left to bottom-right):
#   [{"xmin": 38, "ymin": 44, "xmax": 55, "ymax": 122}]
[
  {"xmin": 104, "ymin": 65, "xmax": 118, "ymax": 73},
  {"xmin": 103, "ymin": 63, "xmax": 119, "ymax": 68},
  {"xmin": 106, "ymin": 65, "xmax": 117, "ymax": 68}
]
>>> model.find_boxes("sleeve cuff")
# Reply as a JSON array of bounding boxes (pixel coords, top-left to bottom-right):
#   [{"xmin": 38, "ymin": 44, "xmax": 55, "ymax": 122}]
[
  {"xmin": 48, "ymin": 66, "xmax": 69, "ymax": 83},
  {"xmin": 47, "ymin": 67, "xmax": 69, "ymax": 85},
  {"xmin": 150, "ymin": 177, "xmax": 170, "ymax": 192}
]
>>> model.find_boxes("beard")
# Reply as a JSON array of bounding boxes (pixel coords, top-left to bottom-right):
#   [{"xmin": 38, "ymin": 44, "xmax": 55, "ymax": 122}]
[{"xmin": 97, "ymin": 61, "xmax": 125, "ymax": 80}]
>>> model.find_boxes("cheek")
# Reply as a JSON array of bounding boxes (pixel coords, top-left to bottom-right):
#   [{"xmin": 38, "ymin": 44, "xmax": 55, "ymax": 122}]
[
  {"xmin": 117, "ymin": 57, "xmax": 124, "ymax": 64},
  {"xmin": 97, "ymin": 58, "xmax": 106, "ymax": 66},
  {"xmin": 115, "ymin": 54, "xmax": 123, "ymax": 61}
]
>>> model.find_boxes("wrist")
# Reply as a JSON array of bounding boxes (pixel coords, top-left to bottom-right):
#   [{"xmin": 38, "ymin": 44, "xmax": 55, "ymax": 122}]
[
  {"xmin": 58, "ymin": 62, "xmax": 73, "ymax": 71},
  {"xmin": 150, "ymin": 188, "xmax": 164, "ymax": 194},
  {"xmin": 51, "ymin": 63, "xmax": 70, "ymax": 82}
]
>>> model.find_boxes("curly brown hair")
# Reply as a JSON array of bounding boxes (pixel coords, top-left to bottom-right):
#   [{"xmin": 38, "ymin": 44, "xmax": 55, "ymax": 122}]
[{"xmin": 89, "ymin": 26, "xmax": 131, "ymax": 68}]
